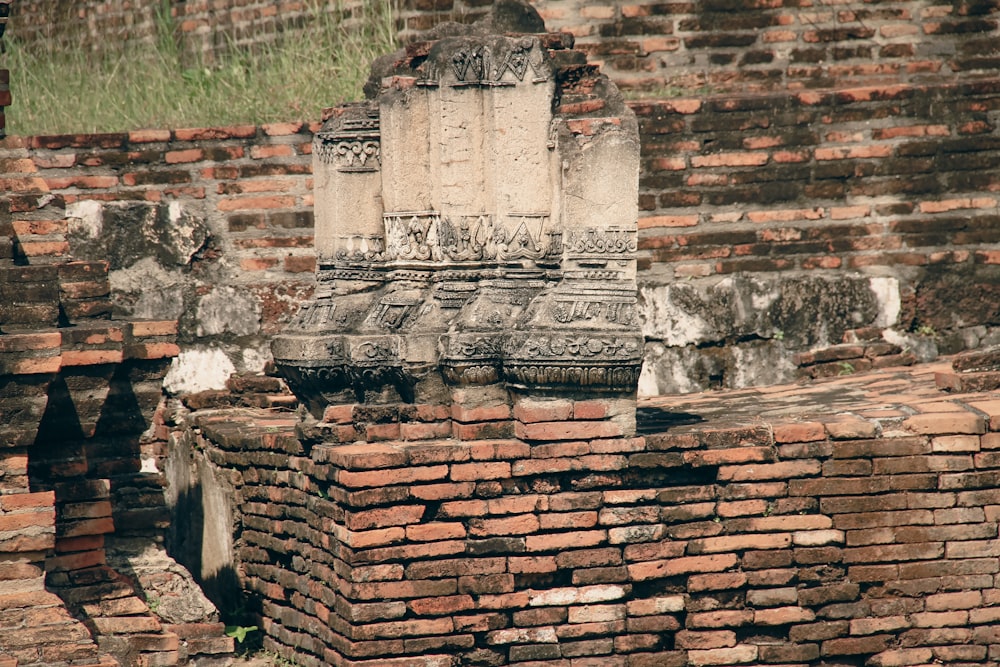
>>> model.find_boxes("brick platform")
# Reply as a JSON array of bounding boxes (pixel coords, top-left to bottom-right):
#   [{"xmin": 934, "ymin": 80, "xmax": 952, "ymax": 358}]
[{"xmin": 176, "ymin": 358, "xmax": 1000, "ymax": 666}]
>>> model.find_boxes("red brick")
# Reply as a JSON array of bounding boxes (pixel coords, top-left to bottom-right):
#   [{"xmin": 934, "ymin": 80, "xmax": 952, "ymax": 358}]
[
  {"xmin": 452, "ymin": 403, "xmax": 511, "ymax": 423},
  {"xmin": 468, "ymin": 514, "xmax": 539, "ymax": 537},
  {"xmin": 283, "ymin": 255, "xmax": 316, "ymax": 274},
  {"xmin": 406, "ymin": 522, "xmax": 466, "ymax": 542},
  {"xmin": 531, "ymin": 441, "xmax": 590, "ymax": 459},
  {"xmin": 173, "ymin": 125, "xmax": 257, "ymax": 140},
  {"xmin": 683, "ymin": 446, "xmax": 774, "ymax": 467},
  {"xmin": 628, "ymin": 554, "xmax": 737, "ymax": 580},
  {"xmin": 754, "ymin": 606, "xmax": 816, "ymax": 625},
  {"xmin": 539, "ymin": 511, "xmax": 598, "ymax": 530},
  {"xmin": 453, "ymin": 421, "xmax": 513, "ymax": 441},
  {"xmin": 339, "ymin": 465, "xmax": 448, "ymax": 488},
  {"xmin": 450, "ymin": 462, "xmax": 511, "ymax": 481},
  {"xmin": 925, "ymin": 590, "xmax": 981, "ymax": 611},
  {"xmin": 717, "ymin": 459, "xmax": 820, "ymax": 481},
  {"xmin": 525, "ymin": 531, "xmax": 606, "ymax": 552},
  {"xmin": 773, "ymin": 422, "xmax": 826, "ymax": 444},
  {"xmin": 689, "ymin": 533, "xmax": 792, "ymax": 554},
  {"xmin": 515, "ymin": 420, "xmax": 623, "ymax": 442},
  {"xmin": 91, "ymin": 615, "xmax": 162, "ymax": 634},
  {"xmin": 691, "ymin": 152, "xmax": 769, "ymax": 168},
  {"xmin": 687, "ymin": 572, "xmax": 748, "ymax": 592},
  {"xmin": 903, "ymin": 412, "xmax": 985, "ymax": 435},
  {"xmin": 408, "ymin": 595, "xmax": 475, "ymax": 616},
  {"xmin": 822, "ymin": 634, "xmax": 892, "ymax": 656},
  {"xmin": 165, "ymin": 148, "xmax": 204, "ymax": 163},
  {"xmin": 675, "ymin": 630, "xmax": 736, "ymax": 649},
  {"xmin": 345, "ymin": 505, "xmax": 425, "ymax": 531}
]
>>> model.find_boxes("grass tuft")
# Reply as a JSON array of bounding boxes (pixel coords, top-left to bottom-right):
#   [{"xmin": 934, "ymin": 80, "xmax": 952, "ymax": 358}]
[{"xmin": 4, "ymin": 0, "xmax": 397, "ymax": 136}]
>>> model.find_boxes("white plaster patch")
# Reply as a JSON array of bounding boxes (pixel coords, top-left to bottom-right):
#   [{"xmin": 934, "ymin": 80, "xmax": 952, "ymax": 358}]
[
  {"xmin": 165, "ymin": 202, "xmax": 208, "ymax": 264},
  {"xmin": 66, "ymin": 200, "xmax": 104, "ymax": 239},
  {"xmin": 639, "ymin": 284, "xmax": 709, "ymax": 346},
  {"xmin": 109, "ymin": 256, "xmax": 178, "ymax": 293},
  {"xmin": 637, "ymin": 360, "xmax": 658, "ymax": 398},
  {"xmin": 242, "ymin": 345, "xmax": 271, "ymax": 374},
  {"xmin": 168, "ymin": 200, "xmax": 184, "ymax": 224},
  {"xmin": 750, "ymin": 283, "xmax": 779, "ymax": 314},
  {"xmin": 163, "ymin": 348, "xmax": 236, "ymax": 394},
  {"xmin": 729, "ymin": 343, "xmax": 795, "ymax": 389},
  {"xmin": 883, "ymin": 328, "xmax": 938, "ymax": 362},
  {"xmin": 196, "ymin": 287, "xmax": 262, "ymax": 337},
  {"xmin": 869, "ymin": 276, "xmax": 901, "ymax": 328}
]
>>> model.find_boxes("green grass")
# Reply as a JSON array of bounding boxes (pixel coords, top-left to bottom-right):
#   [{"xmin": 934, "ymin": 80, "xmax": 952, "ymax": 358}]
[{"xmin": 3, "ymin": 0, "xmax": 397, "ymax": 136}]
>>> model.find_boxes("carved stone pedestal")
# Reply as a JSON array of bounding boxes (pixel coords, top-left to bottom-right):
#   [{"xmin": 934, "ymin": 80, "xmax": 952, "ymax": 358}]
[{"xmin": 273, "ymin": 3, "xmax": 642, "ymax": 438}]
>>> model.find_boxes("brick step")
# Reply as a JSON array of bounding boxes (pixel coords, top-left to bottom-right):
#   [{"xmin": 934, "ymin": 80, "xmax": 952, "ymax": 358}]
[
  {"xmin": 936, "ymin": 369, "xmax": 1000, "ymax": 392},
  {"xmin": 951, "ymin": 344, "xmax": 1000, "ymax": 372}
]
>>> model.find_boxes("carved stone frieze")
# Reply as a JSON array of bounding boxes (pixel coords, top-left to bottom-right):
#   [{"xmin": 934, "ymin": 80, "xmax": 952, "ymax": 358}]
[
  {"xmin": 503, "ymin": 333, "xmax": 644, "ymax": 390},
  {"xmin": 273, "ymin": 21, "xmax": 643, "ymax": 416},
  {"xmin": 512, "ymin": 335, "xmax": 642, "ymax": 361},
  {"xmin": 504, "ymin": 364, "xmax": 642, "ymax": 390},
  {"xmin": 380, "ymin": 211, "xmax": 556, "ymax": 266},
  {"xmin": 552, "ymin": 298, "xmax": 638, "ymax": 326},
  {"xmin": 313, "ymin": 110, "xmax": 381, "ymax": 172},
  {"xmin": 333, "ymin": 235, "xmax": 386, "ymax": 263},
  {"xmin": 446, "ymin": 37, "xmax": 549, "ymax": 86},
  {"xmin": 564, "ymin": 227, "xmax": 638, "ymax": 256}
]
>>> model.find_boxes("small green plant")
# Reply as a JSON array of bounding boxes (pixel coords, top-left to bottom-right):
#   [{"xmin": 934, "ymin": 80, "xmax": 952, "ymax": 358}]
[
  {"xmin": 837, "ymin": 362, "xmax": 855, "ymax": 376},
  {"xmin": 225, "ymin": 624, "xmax": 259, "ymax": 644},
  {"xmin": 773, "ymin": 330, "xmax": 785, "ymax": 341},
  {"xmin": 146, "ymin": 594, "xmax": 161, "ymax": 613},
  {"xmin": 915, "ymin": 325, "xmax": 937, "ymax": 337}
]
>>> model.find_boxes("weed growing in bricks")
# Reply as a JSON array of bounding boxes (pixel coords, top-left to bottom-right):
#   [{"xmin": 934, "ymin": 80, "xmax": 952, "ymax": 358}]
[
  {"xmin": 4, "ymin": 0, "xmax": 397, "ymax": 135},
  {"xmin": 225, "ymin": 624, "xmax": 259, "ymax": 644}
]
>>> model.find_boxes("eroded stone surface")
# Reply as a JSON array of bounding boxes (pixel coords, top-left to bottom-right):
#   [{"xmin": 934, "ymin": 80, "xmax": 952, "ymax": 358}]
[{"xmin": 273, "ymin": 3, "xmax": 643, "ymax": 428}]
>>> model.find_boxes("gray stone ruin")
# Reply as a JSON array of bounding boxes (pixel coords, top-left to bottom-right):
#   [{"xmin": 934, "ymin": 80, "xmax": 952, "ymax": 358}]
[{"xmin": 272, "ymin": 1, "xmax": 643, "ymax": 433}]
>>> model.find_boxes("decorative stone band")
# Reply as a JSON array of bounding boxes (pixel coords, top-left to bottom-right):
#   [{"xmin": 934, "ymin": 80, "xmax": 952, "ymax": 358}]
[
  {"xmin": 313, "ymin": 111, "xmax": 381, "ymax": 171},
  {"xmin": 272, "ymin": 334, "xmax": 411, "ymax": 408},
  {"xmin": 381, "ymin": 211, "xmax": 558, "ymax": 264},
  {"xmin": 332, "ymin": 216, "xmax": 645, "ymax": 272},
  {"xmin": 437, "ymin": 36, "xmax": 550, "ymax": 87},
  {"xmin": 502, "ymin": 333, "xmax": 644, "ymax": 390},
  {"xmin": 440, "ymin": 333, "xmax": 505, "ymax": 386},
  {"xmin": 563, "ymin": 227, "xmax": 638, "ymax": 257},
  {"xmin": 439, "ymin": 332, "xmax": 645, "ymax": 391},
  {"xmin": 277, "ymin": 360, "xmax": 411, "ymax": 408},
  {"xmin": 552, "ymin": 289, "xmax": 639, "ymax": 326},
  {"xmin": 275, "ymin": 328, "xmax": 644, "ymax": 404},
  {"xmin": 504, "ymin": 363, "xmax": 642, "ymax": 391}
]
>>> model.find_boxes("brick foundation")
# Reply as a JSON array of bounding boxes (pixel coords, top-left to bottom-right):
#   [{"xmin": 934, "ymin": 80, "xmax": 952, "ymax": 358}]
[{"xmin": 173, "ymin": 361, "xmax": 1000, "ymax": 666}]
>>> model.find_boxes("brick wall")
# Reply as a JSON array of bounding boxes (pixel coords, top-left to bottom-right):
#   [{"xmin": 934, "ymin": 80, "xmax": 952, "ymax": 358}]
[
  {"xmin": 10, "ymin": 0, "xmax": 1000, "ymax": 93},
  {"xmin": 9, "ymin": 75, "xmax": 1000, "ymax": 391},
  {"xmin": 174, "ymin": 367, "xmax": 1000, "ymax": 666},
  {"xmin": 11, "ymin": 0, "xmax": 376, "ymax": 63},
  {"xmin": 0, "ymin": 144, "xmax": 232, "ymax": 666}
]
